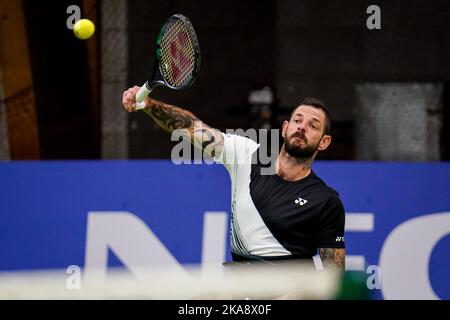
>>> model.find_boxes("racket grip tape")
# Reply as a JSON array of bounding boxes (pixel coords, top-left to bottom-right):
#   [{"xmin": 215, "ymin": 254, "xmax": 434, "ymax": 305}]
[
  {"xmin": 134, "ymin": 101, "xmax": 147, "ymax": 110},
  {"xmin": 134, "ymin": 83, "xmax": 152, "ymax": 110}
]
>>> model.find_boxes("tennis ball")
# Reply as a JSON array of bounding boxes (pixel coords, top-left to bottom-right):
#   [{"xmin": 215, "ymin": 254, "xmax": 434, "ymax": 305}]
[{"xmin": 73, "ymin": 19, "xmax": 95, "ymax": 40}]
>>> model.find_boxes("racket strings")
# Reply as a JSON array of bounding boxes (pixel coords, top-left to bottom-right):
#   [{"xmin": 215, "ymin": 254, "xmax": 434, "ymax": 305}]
[
  {"xmin": 160, "ymin": 19, "xmax": 197, "ymax": 87},
  {"xmin": 163, "ymin": 22, "xmax": 195, "ymax": 85}
]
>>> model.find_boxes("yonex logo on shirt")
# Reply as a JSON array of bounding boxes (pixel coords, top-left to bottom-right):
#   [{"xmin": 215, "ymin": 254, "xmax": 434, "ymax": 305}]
[{"xmin": 294, "ymin": 197, "xmax": 308, "ymax": 206}]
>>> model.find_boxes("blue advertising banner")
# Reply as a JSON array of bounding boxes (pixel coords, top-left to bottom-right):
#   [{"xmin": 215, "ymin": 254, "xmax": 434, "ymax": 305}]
[{"xmin": 1, "ymin": 161, "xmax": 449, "ymax": 299}]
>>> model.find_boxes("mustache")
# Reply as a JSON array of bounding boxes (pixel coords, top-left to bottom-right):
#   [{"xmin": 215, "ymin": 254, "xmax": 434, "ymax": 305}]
[{"xmin": 290, "ymin": 131, "xmax": 307, "ymax": 143}]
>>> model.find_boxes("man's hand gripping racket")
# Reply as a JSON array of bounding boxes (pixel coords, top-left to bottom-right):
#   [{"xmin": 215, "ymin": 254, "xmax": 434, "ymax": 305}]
[{"xmin": 123, "ymin": 14, "xmax": 200, "ymax": 111}]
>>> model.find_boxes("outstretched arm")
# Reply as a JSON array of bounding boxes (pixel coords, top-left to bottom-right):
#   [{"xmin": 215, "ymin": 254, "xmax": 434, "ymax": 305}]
[
  {"xmin": 319, "ymin": 248, "xmax": 345, "ymax": 271},
  {"xmin": 122, "ymin": 86, "xmax": 224, "ymax": 157}
]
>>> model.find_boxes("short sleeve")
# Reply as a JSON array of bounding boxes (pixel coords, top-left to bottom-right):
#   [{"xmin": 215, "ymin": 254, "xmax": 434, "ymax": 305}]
[
  {"xmin": 214, "ymin": 132, "xmax": 260, "ymax": 175},
  {"xmin": 316, "ymin": 195, "xmax": 346, "ymax": 248}
]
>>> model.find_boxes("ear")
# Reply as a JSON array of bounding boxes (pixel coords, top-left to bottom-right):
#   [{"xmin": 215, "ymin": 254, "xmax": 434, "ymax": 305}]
[
  {"xmin": 281, "ymin": 120, "xmax": 289, "ymax": 138},
  {"xmin": 318, "ymin": 135, "xmax": 332, "ymax": 151}
]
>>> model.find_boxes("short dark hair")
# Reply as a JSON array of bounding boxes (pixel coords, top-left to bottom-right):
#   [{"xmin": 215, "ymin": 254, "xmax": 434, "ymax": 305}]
[{"xmin": 290, "ymin": 97, "xmax": 331, "ymax": 135}]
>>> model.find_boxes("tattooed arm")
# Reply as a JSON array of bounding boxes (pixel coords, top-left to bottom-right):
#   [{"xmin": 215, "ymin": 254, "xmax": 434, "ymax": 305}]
[
  {"xmin": 122, "ymin": 86, "xmax": 224, "ymax": 157},
  {"xmin": 319, "ymin": 248, "xmax": 345, "ymax": 271}
]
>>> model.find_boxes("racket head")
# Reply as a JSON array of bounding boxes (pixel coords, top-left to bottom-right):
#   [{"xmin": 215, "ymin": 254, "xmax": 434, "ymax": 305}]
[{"xmin": 155, "ymin": 14, "xmax": 201, "ymax": 90}]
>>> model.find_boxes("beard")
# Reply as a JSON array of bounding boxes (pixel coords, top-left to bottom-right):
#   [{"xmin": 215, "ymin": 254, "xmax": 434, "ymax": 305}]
[{"xmin": 284, "ymin": 131, "xmax": 319, "ymax": 159}]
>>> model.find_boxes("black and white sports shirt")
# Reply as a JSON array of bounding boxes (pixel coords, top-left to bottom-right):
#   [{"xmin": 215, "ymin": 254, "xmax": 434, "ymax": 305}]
[{"xmin": 215, "ymin": 133, "xmax": 345, "ymax": 261}]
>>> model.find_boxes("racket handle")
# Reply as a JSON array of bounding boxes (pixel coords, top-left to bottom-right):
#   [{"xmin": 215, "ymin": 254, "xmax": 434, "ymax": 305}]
[
  {"xmin": 134, "ymin": 82, "xmax": 152, "ymax": 110},
  {"xmin": 134, "ymin": 101, "xmax": 147, "ymax": 110}
]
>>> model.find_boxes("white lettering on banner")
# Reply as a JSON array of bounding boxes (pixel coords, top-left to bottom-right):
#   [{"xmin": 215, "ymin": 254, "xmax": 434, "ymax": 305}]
[
  {"xmin": 84, "ymin": 211, "xmax": 228, "ymax": 283},
  {"xmin": 380, "ymin": 212, "xmax": 450, "ymax": 300},
  {"xmin": 345, "ymin": 213, "xmax": 374, "ymax": 232},
  {"xmin": 345, "ymin": 213, "xmax": 375, "ymax": 271},
  {"xmin": 84, "ymin": 212, "xmax": 185, "ymax": 283},
  {"xmin": 83, "ymin": 211, "xmax": 450, "ymax": 298},
  {"xmin": 201, "ymin": 212, "xmax": 228, "ymax": 274}
]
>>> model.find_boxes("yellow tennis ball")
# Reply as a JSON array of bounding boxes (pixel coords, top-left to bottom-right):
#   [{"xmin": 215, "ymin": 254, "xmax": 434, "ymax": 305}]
[{"xmin": 73, "ymin": 19, "xmax": 95, "ymax": 40}]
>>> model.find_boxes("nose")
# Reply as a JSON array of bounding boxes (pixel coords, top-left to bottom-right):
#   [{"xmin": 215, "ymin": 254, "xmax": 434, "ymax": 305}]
[{"xmin": 297, "ymin": 121, "xmax": 307, "ymax": 132}]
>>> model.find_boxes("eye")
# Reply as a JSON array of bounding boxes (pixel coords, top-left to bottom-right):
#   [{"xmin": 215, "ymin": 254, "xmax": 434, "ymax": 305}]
[{"xmin": 310, "ymin": 123, "xmax": 318, "ymax": 129}]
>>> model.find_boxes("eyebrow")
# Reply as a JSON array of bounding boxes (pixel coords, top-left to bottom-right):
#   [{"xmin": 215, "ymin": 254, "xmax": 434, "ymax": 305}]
[{"xmin": 293, "ymin": 113, "xmax": 321, "ymax": 124}]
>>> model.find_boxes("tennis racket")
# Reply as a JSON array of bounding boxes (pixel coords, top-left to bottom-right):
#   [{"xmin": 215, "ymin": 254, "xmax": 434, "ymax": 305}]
[{"xmin": 134, "ymin": 14, "xmax": 201, "ymax": 110}]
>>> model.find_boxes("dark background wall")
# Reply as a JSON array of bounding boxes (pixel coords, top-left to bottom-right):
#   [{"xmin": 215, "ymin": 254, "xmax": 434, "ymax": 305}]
[
  {"xmin": 127, "ymin": 0, "xmax": 450, "ymax": 159},
  {"xmin": 15, "ymin": 0, "xmax": 450, "ymax": 160},
  {"xmin": 23, "ymin": 0, "xmax": 98, "ymax": 159},
  {"xmin": 128, "ymin": 0, "xmax": 277, "ymax": 158},
  {"xmin": 275, "ymin": 0, "xmax": 450, "ymax": 159}
]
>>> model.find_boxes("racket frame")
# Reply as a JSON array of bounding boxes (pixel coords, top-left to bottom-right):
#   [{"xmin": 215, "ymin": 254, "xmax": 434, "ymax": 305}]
[{"xmin": 135, "ymin": 14, "xmax": 200, "ymax": 110}]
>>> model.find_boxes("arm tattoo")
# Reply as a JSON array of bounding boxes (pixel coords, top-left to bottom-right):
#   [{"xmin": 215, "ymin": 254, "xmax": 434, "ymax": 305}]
[
  {"xmin": 319, "ymin": 248, "xmax": 345, "ymax": 271},
  {"xmin": 195, "ymin": 128, "xmax": 219, "ymax": 157},
  {"xmin": 143, "ymin": 99, "xmax": 223, "ymax": 157},
  {"xmin": 144, "ymin": 99, "xmax": 196, "ymax": 132}
]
